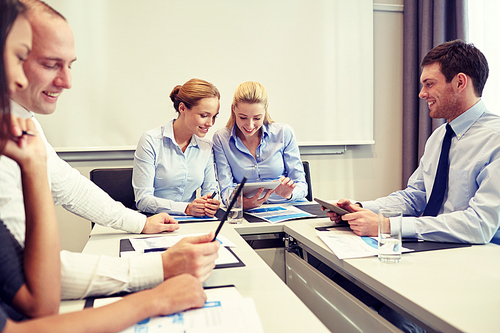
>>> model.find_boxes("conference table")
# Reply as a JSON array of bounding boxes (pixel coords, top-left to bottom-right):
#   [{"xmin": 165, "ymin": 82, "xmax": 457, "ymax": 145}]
[
  {"xmin": 61, "ymin": 219, "xmax": 330, "ymax": 332},
  {"xmin": 281, "ymin": 219, "xmax": 500, "ymax": 333},
  {"xmin": 60, "ymin": 205, "xmax": 500, "ymax": 333}
]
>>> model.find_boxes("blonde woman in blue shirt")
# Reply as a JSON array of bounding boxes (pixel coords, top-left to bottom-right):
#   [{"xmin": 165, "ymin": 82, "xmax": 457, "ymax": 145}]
[
  {"xmin": 133, "ymin": 78, "xmax": 221, "ymax": 217},
  {"xmin": 213, "ymin": 81, "xmax": 307, "ymax": 209}
]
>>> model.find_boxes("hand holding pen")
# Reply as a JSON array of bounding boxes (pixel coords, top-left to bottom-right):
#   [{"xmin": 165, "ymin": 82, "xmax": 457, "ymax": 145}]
[
  {"xmin": 184, "ymin": 191, "xmax": 221, "ymax": 217},
  {"xmin": 2, "ymin": 115, "xmax": 46, "ymax": 168},
  {"xmin": 203, "ymin": 191, "xmax": 221, "ymax": 217}
]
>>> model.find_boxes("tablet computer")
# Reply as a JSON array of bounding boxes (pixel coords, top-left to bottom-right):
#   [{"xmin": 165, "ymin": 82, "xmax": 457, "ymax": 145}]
[
  {"xmin": 314, "ymin": 197, "xmax": 349, "ymax": 216},
  {"xmin": 242, "ymin": 181, "xmax": 280, "ymax": 198}
]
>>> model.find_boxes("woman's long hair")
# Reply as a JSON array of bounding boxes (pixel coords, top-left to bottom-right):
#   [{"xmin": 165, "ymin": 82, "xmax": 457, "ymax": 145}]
[{"xmin": 0, "ymin": 0, "xmax": 26, "ymax": 152}]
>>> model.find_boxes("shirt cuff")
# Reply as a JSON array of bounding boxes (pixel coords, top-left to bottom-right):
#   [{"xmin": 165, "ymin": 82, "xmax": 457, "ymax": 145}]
[
  {"xmin": 128, "ymin": 253, "xmax": 164, "ymax": 292},
  {"xmin": 121, "ymin": 210, "xmax": 147, "ymax": 234},
  {"xmin": 359, "ymin": 201, "xmax": 378, "ymax": 213},
  {"xmin": 401, "ymin": 216, "xmax": 417, "ymax": 238}
]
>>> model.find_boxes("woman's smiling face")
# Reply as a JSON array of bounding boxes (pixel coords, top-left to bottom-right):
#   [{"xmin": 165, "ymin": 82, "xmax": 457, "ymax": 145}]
[{"xmin": 233, "ymin": 102, "xmax": 265, "ymax": 140}]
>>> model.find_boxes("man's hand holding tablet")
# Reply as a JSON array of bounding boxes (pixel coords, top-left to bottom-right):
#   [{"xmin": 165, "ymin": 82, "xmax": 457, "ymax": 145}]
[
  {"xmin": 314, "ymin": 198, "xmax": 353, "ymax": 226},
  {"xmin": 314, "ymin": 198, "xmax": 349, "ymax": 215}
]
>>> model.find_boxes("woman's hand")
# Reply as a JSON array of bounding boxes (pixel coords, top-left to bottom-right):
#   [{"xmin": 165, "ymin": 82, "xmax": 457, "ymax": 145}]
[
  {"xmin": 203, "ymin": 195, "xmax": 221, "ymax": 217},
  {"xmin": 3, "ymin": 115, "xmax": 46, "ymax": 171},
  {"xmin": 274, "ymin": 176, "xmax": 296, "ymax": 200},
  {"xmin": 242, "ymin": 188, "xmax": 274, "ymax": 210},
  {"xmin": 185, "ymin": 197, "xmax": 209, "ymax": 217},
  {"xmin": 185, "ymin": 195, "xmax": 221, "ymax": 217}
]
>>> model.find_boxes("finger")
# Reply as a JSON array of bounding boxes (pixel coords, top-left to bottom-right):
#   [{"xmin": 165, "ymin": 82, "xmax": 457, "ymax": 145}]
[
  {"xmin": 185, "ymin": 232, "xmax": 217, "ymax": 245},
  {"xmin": 10, "ymin": 115, "xmax": 29, "ymax": 137},
  {"xmin": 337, "ymin": 199, "xmax": 352, "ymax": 208},
  {"xmin": 209, "ymin": 198, "xmax": 221, "ymax": 206},
  {"xmin": 203, "ymin": 207, "xmax": 216, "ymax": 217},
  {"xmin": 251, "ymin": 188, "xmax": 265, "ymax": 199},
  {"xmin": 259, "ymin": 190, "xmax": 273, "ymax": 202},
  {"xmin": 167, "ymin": 216, "xmax": 178, "ymax": 224},
  {"xmin": 194, "ymin": 197, "xmax": 207, "ymax": 205},
  {"xmin": 160, "ymin": 224, "xmax": 180, "ymax": 232}
]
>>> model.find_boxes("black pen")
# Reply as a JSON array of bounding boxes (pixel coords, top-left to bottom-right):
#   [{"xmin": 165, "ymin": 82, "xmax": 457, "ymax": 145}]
[
  {"xmin": 144, "ymin": 247, "xmax": 168, "ymax": 253},
  {"xmin": 21, "ymin": 130, "xmax": 36, "ymax": 136},
  {"xmin": 210, "ymin": 191, "xmax": 218, "ymax": 199}
]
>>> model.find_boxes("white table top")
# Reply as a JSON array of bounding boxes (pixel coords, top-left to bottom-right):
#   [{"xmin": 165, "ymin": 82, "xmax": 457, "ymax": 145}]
[
  {"xmin": 80, "ymin": 222, "xmax": 329, "ymax": 332},
  {"xmin": 284, "ymin": 219, "xmax": 500, "ymax": 333}
]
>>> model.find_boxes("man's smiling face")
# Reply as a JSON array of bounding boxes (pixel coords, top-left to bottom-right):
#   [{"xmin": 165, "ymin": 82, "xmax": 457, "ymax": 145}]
[{"xmin": 13, "ymin": 14, "xmax": 76, "ymax": 114}]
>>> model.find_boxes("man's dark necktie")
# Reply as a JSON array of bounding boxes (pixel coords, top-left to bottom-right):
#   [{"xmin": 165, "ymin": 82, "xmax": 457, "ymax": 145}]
[{"xmin": 423, "ymin": 124, "xmax": 455, "ymax": 217}]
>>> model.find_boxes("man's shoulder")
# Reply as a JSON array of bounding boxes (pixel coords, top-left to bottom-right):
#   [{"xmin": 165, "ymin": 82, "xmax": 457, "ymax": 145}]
[{"xmin": 479, "ymin": 111, "xmax": 500, "ymax": 126}]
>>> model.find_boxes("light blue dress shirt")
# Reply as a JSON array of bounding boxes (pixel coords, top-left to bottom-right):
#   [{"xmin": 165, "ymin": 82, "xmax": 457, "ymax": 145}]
[
  {"xmin": 212, "ymin": 123, "xmax": 307, "ymax": 205},
  {"xmin": 133, "ymin": 120, "xmax": 217, "ymax": 214},
  {"xmin": 363, "ymin": 100, "xmax": 500, "ymax": 243}
]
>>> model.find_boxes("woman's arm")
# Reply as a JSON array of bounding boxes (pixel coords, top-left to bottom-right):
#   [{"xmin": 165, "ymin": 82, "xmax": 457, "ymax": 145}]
[
  {"xmin": 3, "ymin": 274, "xmax": 206, "ymax": 333},
  {"xmin": 3, "ymin": 116, "xmax": 60, "ymax": 317},
  {"xmin": 133, "ymin": 132, "xmax": 188, "ymax": 214},
  {"xmin": 212, "ymin": 131, "xmax": 238, "ymax": 205}
]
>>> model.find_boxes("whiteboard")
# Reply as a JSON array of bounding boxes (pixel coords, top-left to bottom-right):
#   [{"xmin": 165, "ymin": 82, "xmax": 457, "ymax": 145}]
[{"xmin": 39, "ymin": 0, "xmax": 373, "ymax": 150}]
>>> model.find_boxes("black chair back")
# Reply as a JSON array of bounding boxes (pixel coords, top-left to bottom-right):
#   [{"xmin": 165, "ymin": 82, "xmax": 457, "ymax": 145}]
[
  {"xmin": 90, "ymin": 168, "xmax": 137, "ymax": 210},
  {"xmin": 302, "ymin": 161, "xmax": 313, "ymax": 201}
]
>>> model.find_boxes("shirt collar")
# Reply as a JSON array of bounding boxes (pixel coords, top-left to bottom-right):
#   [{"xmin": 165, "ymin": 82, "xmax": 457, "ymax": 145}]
[
  {"xmin": 10, "ymin": 100, "xmax": 33, "ymax": 119},
  {"xmin": 166, "ymin": 119, "xmax": 199, "ymax": 148},
  {"xmin": 449, "ymin": 99, "xmax": 486, "ymax": 140}
]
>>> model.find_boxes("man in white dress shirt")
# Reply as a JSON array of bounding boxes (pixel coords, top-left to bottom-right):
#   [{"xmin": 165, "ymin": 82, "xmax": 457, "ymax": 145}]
[
  {"xmin": 0, "ymin": 0, "xmax": 219, "ymax": 299},
  {"xmin": 326, "ymin": 40, "xmax": 500, "ymax": 245}
]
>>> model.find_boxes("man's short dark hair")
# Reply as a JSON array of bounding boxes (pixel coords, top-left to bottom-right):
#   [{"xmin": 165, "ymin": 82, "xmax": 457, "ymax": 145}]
[{"xmin": 421, "ymin": 40, "xmax": 489, "ymax": 97}]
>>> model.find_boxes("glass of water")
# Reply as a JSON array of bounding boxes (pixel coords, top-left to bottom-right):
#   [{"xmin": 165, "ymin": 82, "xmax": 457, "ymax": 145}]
[
  {"xmin": 378, "ymin": 207, "xmax": 402, "ymax": 263},
  {"xmin": 225, "ymin": 187, "xmax": 243, "ymax": 224}
]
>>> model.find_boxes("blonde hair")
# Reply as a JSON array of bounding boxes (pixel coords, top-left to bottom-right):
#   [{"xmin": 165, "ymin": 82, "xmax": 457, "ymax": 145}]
[
  {"xmin": 226, "ymin": 81, "xmax": 273, "ymax": 128},
  {"xmin": 170, "ymin": 78, "xmax": 220, "ymax": 113}
]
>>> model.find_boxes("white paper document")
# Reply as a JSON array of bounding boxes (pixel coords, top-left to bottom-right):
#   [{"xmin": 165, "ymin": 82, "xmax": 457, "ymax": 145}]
[
  {"xmin": 94, "ymin": 287, "xmax": 264, "ymax": 333},
  {"xmin": 129, "ymin": 234, "xmax": 236, "ymax": 252},
  {"xmin": 317, "ymin": 227, "xmax": 413, "ymax": 259},
  {"xmin": 125, "ymin": 234, "xmax": 240, "ymax": 266},
  {"xmin": 245, "ymin": 205, "xmax": 314, "ymax": 223}
]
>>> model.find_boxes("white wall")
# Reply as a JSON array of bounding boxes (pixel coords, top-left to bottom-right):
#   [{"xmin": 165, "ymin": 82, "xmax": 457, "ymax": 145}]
[{"xmin": 55, "ymin": 1, "xmax": 404, "ymax": 252}]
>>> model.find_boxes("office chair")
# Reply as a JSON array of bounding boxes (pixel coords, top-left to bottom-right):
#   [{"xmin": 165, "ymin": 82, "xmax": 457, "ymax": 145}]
[
  {"xmin": 89, "ymin": 167, "xmax": 137, "ymax": 210},
  {"xmin": 302, "ymin": 161, "xmax": 313, "ymax": 201}
]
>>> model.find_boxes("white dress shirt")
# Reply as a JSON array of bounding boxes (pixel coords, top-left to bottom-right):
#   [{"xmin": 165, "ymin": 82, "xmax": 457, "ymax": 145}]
[
  {"xmin": 362, "ymin": 100, "xmax": 500, "ymax": 244},
  {"xmin": 0, "ymin": 101, "xmax": 163, "ymax": 299},
  {"xmin": 133, "ymin": 120, "xmax": 218, "ymax": 214}
]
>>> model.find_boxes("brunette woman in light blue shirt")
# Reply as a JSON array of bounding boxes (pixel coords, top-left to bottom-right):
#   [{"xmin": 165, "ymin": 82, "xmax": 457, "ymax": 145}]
[
  {"xmin": 133, "ymin": 78, "xmax": 221, "ymax": 217},
  {"xmin": 213, "ymin": 81, "xmax": 307, "ymax": 209}
]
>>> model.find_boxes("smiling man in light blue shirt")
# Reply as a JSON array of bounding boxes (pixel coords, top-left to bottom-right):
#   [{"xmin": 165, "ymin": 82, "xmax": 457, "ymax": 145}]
[{"xmin": 327, "ymin": 40, "xmax": 500, "ymax": 244}]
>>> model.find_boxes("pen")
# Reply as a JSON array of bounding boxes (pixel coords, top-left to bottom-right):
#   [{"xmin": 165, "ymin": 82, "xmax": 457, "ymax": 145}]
[
  {"xmin": 144, "ymin": 247, "xmax": 168, "ymax": 253},
  {"xmin": 22, "ymin": 130, "xmax": 36, "ymax": 136},
  {"xmin": 210, "ymin": 191, "xmax": 217, "ymax": 199}
]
